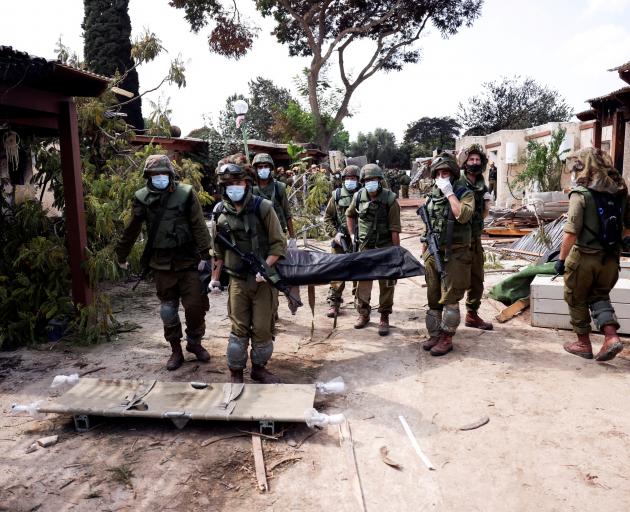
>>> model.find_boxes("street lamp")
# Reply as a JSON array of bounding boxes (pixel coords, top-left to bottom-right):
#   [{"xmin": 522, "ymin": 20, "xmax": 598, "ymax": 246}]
[{"xmin": 233, "ymin": 99, "xmax": 250, "ymax": 161}]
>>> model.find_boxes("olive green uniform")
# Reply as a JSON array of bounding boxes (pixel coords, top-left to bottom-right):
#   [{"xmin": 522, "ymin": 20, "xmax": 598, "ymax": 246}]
[
  {"xmin": 253, "ymin": 180, "xmax": 292, "ymax": 233},
  {"xmin": 400, "ymin": 174, "xmax": 411, "ymax": 199},
  {"xmin": 116, "ymin": 183, "xmax": 211, "ymax": 344},
  {"xmin": 213, "ymin": 191, "xmax": 287, "ymax": 369},
  {"xmin": 421, "ymin": 185, "xmax": 475, "ymax": 335},
  {"xmin": 562, "ymin": 188, "xmax": 630, "ymax": 334},
  {"xmin": 456, "ymin": 172, "xmax": 489, "ymax": 313},
  {"xmin": 346, "ymin": 188, "xmax": 401, "ymax": 315},
  {"xmin": 324, "ymin": 185, "xmax": 355, "ymax": 306}
]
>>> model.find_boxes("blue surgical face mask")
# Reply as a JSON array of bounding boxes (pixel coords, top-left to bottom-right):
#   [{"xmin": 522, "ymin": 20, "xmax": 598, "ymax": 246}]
[
  {"xmin": 257, "ymin": 167, "xmax": 271, "ymax": 180},
  {"xmin": 226, "ymin": 185, "xmax": 246, "ymax": 202},
  {"xmin": 364, "ymin": 180, "xmax": 379, "ymax": 193},
  {"xmin": 344, "ymin": 179, "xmax": 358, "ymax": 191},
  {"xmin": 151, "ymin": 175, "xmax": 170, "ymax": 190}
]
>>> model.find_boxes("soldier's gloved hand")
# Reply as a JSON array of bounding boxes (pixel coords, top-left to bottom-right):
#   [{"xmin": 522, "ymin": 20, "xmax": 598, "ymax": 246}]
[
  {"xmin": 255, "ymin": 272, "xmax": 267, "ymax": 283},
  {"xmin": 435, "ymin": 177, "xmax": 454, "ymax": 197},
  {"xmin": 288, "ymin": 238, "xmax": 298, "ymax": 250},
  {"xmin": 198, "ymin": 260, "xmax": 209, "ymax": 272},
  {"xmin": 334, "ymin": 232, "xmax": 344, "ymax": 245},
  {"xmin": 483, "ymin": 192, "xmax": 493, "ymax": 201},
  {"xmin": 209, "ymin": 280, "xmax": 222, "ymax": 294},
  {"xmin": 554, "ymin": 259, "xmax": 565, "ymax": 275},
  {"xmin": 117, "ymin": 260, "xmax": 129, "ymax": 271}
]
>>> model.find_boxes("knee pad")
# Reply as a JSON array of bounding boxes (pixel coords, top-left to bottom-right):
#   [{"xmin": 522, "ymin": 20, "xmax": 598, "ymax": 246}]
[
  {"xmin": 441, "ymin": 304, "xmax": 461, "ymax": 334},
  {"xmin": 160, "ymin": 300, "xmax": 180, "ymax": 326},
  {"xmin": 250, "ymin": 341, "xmax": 274, "ymax": 366},
  {"xmin": 425, "ymin": 309, "xmax": 443, "ymax": 337},
  {"xmin": 589, "ymin": 300, "xmax": 618, "ymax": 331},
  {"xmin": 226, "ymin": 333, "xmax": 249, "ymax": 369}
]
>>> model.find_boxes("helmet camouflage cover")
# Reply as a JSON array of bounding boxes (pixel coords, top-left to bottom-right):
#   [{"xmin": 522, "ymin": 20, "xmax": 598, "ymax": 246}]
[
  {"xmin": 143, "ymin": 154, "xmax": 176, "ymax": 178},
  {"xmin": 569, "ymin": 147, "xmax": 627, "ymax": 195},
  {"xmin": 360, "ymin": 163, "xmax": 384, "ymax": 181},
  {"xmin": 430, "ymin": 153, "xmax": 460, "ymax": 180},
  {"xmin": 216, "ymin": 162, "xmax": 247, "ymax": 184},
  {"xmin": 252, "ymin": 153, "xmax": 275, "ymax": 169},
  {"xmin": 342, "ymin": 165, "xmax": 360, "ymax": 178},
  {"xmin": 458, "ymin": 143, "xmax": 488, "ymax": 172}
]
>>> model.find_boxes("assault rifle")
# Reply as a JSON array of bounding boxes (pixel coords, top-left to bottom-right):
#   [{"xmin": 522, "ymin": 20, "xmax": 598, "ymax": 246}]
[
  {"xmin": 417, "ymin": 204, "xmax": 446, "ymax": 278},
  {"xmin": 331, "ymin": 231, "xmax": 351, "ymax": 254},
  {"xmin": 215, "ymin": 229, "xmax": 303, "ymax": 310}
]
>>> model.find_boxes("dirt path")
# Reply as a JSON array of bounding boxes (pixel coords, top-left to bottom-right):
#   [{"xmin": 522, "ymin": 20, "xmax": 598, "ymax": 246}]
[{"xmin": 2, "ymin": 207, "xmax": 630, "ymax": 512}]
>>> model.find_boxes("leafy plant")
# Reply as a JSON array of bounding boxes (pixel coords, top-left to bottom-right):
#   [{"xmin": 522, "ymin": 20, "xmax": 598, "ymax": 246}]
[{"xmin": 513, "ymin": 128, "xmax": 569, "ymax": 192}]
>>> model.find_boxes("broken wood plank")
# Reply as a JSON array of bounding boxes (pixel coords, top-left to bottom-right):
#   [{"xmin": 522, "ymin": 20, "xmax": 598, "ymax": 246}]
[
  {"xmin": 339, "ymin": 420, "xmax": 367, "ymax": 512},
  {"xmin": 251, "ymin": 435, "xmax": 268, "ymax": 493},
  {"xmin": 495, "ymin": 298, "xmax": 530, "ymax": 324}
]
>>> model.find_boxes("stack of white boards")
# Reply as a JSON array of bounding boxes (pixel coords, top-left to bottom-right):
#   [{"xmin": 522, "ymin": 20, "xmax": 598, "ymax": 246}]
[
  {"xmin": 531, "ymin": 275, "xmax": 630, "ymax": 335},
  {"xmin": 621, "ymin": 260, "xmax": 630, "ymax": 279}
]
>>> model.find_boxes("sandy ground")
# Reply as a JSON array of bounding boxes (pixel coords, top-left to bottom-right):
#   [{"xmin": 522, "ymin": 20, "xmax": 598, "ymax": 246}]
[{"xmin": 2, "ymin": 207, "xmax": 630, "ymax": 512}]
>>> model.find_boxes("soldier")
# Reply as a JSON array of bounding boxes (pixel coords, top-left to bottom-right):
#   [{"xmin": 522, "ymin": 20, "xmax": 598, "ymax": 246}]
[
  {"xmin": 346, "ymin": 164, "xmax": 401, "ymax": 335},
  {"xmin": 488, "ymin": 161, "xmax": 498, "ymax": 200},
  {"xmin": 555, "ymin": 148, "xmax": 630, "ymax": 361},
  {"xmin": 115, "ymin": 155, "xmax": 212, "ymax": 371},
  {"xmin": 275, "ymin": 166, "xmax": 287, "ymax": 184},
  {"xmin": 323, "ymin": 165, "xmax": 361, "ymax": 318},
  {"xmin": 420, "ymin": 153, "xmax": 475, "ymax": 356},
  {"xmin": 400, "ymin": 171, "xmax": 411, "ymax": 199},
  {"xmin": 209, "ymin": 163, "xmax": 287, "ymax": 383},
  {"xmin": 387, "ymin": 169, "xmax": 401, "ymax": 197},
  {"xmin": 457, "ymin": 144, "xmax": 494, "ymax": 330},
  {"xmin": 252, "ymin": 153, "xmax": 296, "ymax": 249}
]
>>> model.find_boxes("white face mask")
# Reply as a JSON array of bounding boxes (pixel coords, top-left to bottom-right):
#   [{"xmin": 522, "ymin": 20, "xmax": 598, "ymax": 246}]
[
  {"xmin": 226, "ymin": 185, "xmax": 246, "ymax": 202},
  {"xmin": 257, "ymin": 167, "xmax": 271, "ymax": 180},
  {"xmin": 364, "ymin": 180, "xmax": 379, "ymax": 193},
  {"xmin": 151, "ymin": 175, "xmax": 170, "ymax": 190},
  {"xmin": 344, "ymin": 179, "xmax": 358, "ymax": 191}
]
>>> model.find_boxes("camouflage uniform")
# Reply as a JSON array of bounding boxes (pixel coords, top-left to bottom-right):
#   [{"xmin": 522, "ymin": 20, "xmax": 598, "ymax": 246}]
[
  {"xmin": 116, "ymin": 155, "xmax": 212, "ymax": 370},
  {"xmin": 400, "ymin": 173, "xmax": 411, "ymax": 198}
]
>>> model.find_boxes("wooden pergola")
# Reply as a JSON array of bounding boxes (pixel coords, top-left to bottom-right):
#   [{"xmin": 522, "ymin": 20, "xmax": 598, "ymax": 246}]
[{"xmin": 0, "ymin": 46, "xmax": 109, "ymax": 306}]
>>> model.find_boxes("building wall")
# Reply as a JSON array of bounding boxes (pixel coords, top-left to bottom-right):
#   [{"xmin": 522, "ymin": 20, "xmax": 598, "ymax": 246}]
[{"xmin": 624, "ymin": 121, "xmax": 630, "ymax": 184}]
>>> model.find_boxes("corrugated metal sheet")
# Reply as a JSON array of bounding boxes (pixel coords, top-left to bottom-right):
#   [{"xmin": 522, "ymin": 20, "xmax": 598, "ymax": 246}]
[{"xmin": 508, "ymin": 216, "xmax": 567, "ymax": 257}]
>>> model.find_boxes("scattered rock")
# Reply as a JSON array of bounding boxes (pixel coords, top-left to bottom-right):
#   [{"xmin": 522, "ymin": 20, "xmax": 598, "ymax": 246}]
[
  {"xmin": 37, "ymin": 435, "xmax": 59, "ymax": 447},
  {"xmin": 25, "ymin": 443, "xmax": 38, "ymax": 454},
  {"xmin": 287, "ymin": 439, "xmax": 298, "ymax": 448}
]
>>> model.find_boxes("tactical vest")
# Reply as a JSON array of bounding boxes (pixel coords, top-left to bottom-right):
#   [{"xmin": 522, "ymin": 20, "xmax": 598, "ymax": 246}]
[
  {"xmin": 334, "ymin": 186, "xmax": 355, "ymax": 233},
  {"xmin": 426, "ymin": 184, "xmax": 473, "ymax": 249},
  {"xmin": 354, "ymin": 188, "xmax": 397, "ymax": 248},
  {"xmin": 214, "ymin": 193, "xmax": 273, "ymax": 278},
  {"xmin": 253, "ymin": 180, "xmax": 288, "ymax": 231},
  {"xmin": 457, "ymin": 173, "xmax": 487, "ymax": 237},
  {"xmin": 570, "ymin": 186, "xmax": 626, "ymax": 252},
  {"xmin": 135, "ymin": 183, "xmax": 194, "ymax": 249}
]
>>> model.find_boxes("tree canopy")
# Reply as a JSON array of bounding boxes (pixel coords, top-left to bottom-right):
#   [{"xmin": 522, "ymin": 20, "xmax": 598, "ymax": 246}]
[
  {"xmin": 349, "ymin": 128, "xmax": 409, "ymax": 168},
  {"xmin": 458, "ymin": 76, "xmax": 573, "ymax": 136},
  {"xmin": 171, "ymin": 0, "xmax": 483, "ymax": 150},
  {"xmin": 403, "ymin": 116, "xmax": 460, "ymax": 158}
]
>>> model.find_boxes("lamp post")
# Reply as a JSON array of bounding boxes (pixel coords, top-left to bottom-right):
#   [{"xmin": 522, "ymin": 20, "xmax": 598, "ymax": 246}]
[{"xmin": 233, "ymin": 99, "xmax": 250, "ymax": 161}]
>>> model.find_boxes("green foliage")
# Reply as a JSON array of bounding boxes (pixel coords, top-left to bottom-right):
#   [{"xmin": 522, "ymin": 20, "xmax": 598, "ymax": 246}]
[
  {"xmin": 513, "ymin": 128, "xmax": 569, "ymax": 192},
  {"xmin": 403, "ymin": 117, "xmax": 460, "ymax": 158},
  {"xmin": 349, "ymin": 128, "xmax": 410, "ymax": 168}
]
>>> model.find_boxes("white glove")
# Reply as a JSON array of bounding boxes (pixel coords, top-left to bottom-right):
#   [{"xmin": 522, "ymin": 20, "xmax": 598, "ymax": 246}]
[
  {"xmin": 483, "ymin": 192, "xmax": 493, "ymax": 201},
  {"xmin": 334, "ymin": 232, "xmax": 344, "ymax": 245},
  {"xmin": 435, "ymin": 177, "xmax": 454, "ymax": 197},
  {"xmin": 209, "ymin": 280, "xmax": 222, "ymax": 294},
  {"xmin": 255, "ymin": 272, "xmax": 267, "ymax": 283},
  {"xmin": 117, "ymin": 260, "xmax": 129, "ymax": 270},
  {"xmin": 198, "ymin": 260, "xmax": 208, "ymax": 272},
  {"xmin": 288, "ymin": 238, "xmax": 298, "ymax": 249}
]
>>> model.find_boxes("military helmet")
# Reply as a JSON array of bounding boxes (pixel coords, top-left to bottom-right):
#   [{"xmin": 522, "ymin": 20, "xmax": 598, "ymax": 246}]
[
  {"xmin": 360, "ymin": 163, "xmax": 384, "ymax": 181},
  {"xmin": 342, "ymin": 165, "xmax": 360, "ymax": 178},
  {"xmin": 252, "ymin": 153, "xmax": 275, "ymax": 169},
  {"xmin": 459, "ymin": 143, "xmax": 488, "ymax": 172},
  {"xmin": 217, "ymin": 163, "xmax": 247, "ymax": 184},
  {"xmin": 143, "ymin": 155, "xmax": 176, "ymax": 178},
  {"xmin": 430, "ymin": 153, "xmax": 459, "ymax": 180}
]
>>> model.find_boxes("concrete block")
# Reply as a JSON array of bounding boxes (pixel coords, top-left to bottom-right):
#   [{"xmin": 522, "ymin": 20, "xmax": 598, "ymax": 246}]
[{"xmin": 531, "ymin": 276, "xmax": 630, "ymax": 303}]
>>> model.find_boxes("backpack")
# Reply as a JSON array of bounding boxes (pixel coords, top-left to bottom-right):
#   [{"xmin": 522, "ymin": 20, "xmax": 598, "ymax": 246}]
[{"xmin": 588, "ymin": 189, "xmax": 623, "ymax": 251}]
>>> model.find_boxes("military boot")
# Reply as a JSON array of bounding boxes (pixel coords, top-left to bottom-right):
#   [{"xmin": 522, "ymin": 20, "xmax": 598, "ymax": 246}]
[
  {"xmin": 229, "ymin": 368, "xmax": 244, "ymax": 384},
  {"xmin": 563, "ymin": 334, "xmax": 593, "ymax": 359},
  {"xmin": 251, "ymin": 365, "xmax": 280, "ymax": 384},
  {"xmin": 185, "ymin": 339, "xmax": 211, "ymax": 362},
  {"xmin": 595, "ymin": 326, "xmax": 624, "ymax": 362},
  {"xmin": 378, "ymin": 313, "xmax": 390, "ymax": 336},
  {"xmin": 465, "ymin": 310, "xmax": 493, "ymax": 330},
  {"xmin": 326, "ymin": 305, "xmax": 340, "ymax": 318},
  {"xmin": 430, "ymin": 332, "xmax": 453, "ymax": 357},
  {"xmin": 354, "ymin": 314, "xmax": 370, "ymax": 329},
  {"xmin": 422, "ymin": 335, "xmax": 440, "ymax": 351},
  {"xmin": 166, "ymin": 340, "xmax": 184, "ymax": 371}
]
